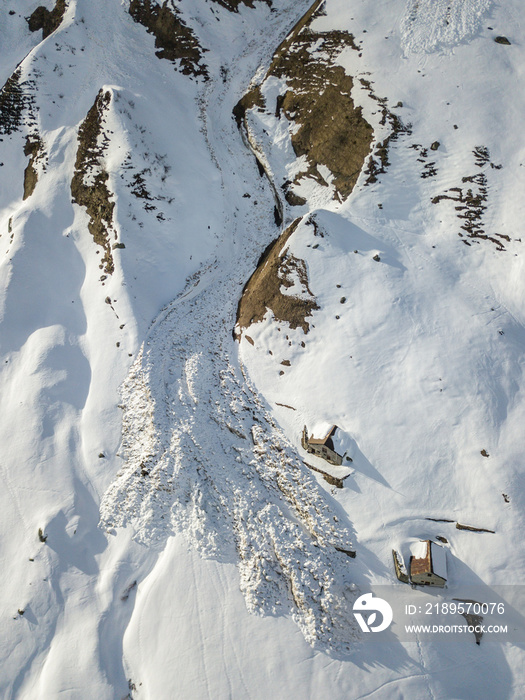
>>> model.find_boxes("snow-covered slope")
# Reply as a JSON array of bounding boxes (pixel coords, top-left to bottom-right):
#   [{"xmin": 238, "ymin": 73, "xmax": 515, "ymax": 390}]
[{"xmin": 0, "ymin": 0, "xmax": 524, "ymax": 698}]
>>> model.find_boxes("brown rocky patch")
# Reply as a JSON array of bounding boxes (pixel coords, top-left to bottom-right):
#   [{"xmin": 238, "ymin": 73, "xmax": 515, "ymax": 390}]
[
  {"xmin": 27, "ymin": 0, "xmax": 67, "ymax": 39},
  {"xmin": 359, "ymin": 80, "xmax": 411, "ymax": 185},
  {"xmin": 23, "ymin": 134, "xmax": 45, "ymax": 199},
  {"xmin": 274, "ymin": 32, "xmax": 373, "ymax": 200},
  {"xmin": 236, "ymin": 218, "xmax": 318, "ymax": 335},
  {"xmin": 431, "ymin": 146, "xmax": 509, "ymax": 250},
  {"xmin": 232, "ymin": 85, "xmax": 264, "ymax": 128},
  {"xmin": 210, "ymin": 0, "xmax": 271, "ymax": 11},
  {"xmin": 71, "ymin": 90, "xmax": 115, "ymax": 274},
  {"xmin": 129, "ymin": 0, "xmax": 208, "ymax": 78},
  {"xmin": 234, "ymin": 0, "xmax": 373, "ymax": 202},
  {"xmin": 0, "ymin": 69, "xmax": 36, "ymax": 136}
]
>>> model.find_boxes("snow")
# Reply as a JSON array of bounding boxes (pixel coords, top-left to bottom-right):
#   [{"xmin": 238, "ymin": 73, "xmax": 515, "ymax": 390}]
[
  {"xmin": 400, "ymin": 0, "xmax": 493, "ymax": 55},
  {"xmin": 430, "ymin": 541, "xmax": 448, "ymax": 580},
  {"xmin": 411, "ymin": 540, "xmax": 429, "ymax": 560},
  {"xmin": 309, "ymin": 423, "xmax": 352, "ymax": 459},
  {"xmin": 410, "ymin": 540, "xmax": 447, "ymax": 581},
  {"xmin": 0, "ymin": 0, "xmax": 524, "ymax": 697},
  {"xmin": 331, "ymin": 427, "xmax": 353, "ymax": 459}
]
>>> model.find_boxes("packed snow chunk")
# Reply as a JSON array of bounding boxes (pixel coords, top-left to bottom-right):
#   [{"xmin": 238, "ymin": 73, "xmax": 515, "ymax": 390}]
[{"xmin": 401, "ymin": 0, "xmax": 492, "ymax": 54}]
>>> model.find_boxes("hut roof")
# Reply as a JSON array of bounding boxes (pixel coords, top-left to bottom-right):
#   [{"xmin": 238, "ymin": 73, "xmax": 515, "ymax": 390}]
[
  {"xmin": 430, "ymin": 541, "xmax": 447, "ymax": 580},
  {"xmin": 308, "ymin": 424, "xmax": 351, "ymax": 457},
  {"xmin": 410, "ymin": 540, "xmax": 447, "ymax": 580},
  {"xmin": 308, "ymin": 424, "xmax": 338, "ymax": 447}
]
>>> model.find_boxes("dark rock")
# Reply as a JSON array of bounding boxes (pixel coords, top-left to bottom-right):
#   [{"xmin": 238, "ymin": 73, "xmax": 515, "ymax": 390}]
[
  {"xmin": 129, "ymin": 0, "xmax": 208, "ymax": 78},
  {"xmin": 27, "ymin": 1, "xmax": 66, "ymax": 40},
  {"xmin": 284, "ymin": 189, "xmax": 307, "ymax": 206}
]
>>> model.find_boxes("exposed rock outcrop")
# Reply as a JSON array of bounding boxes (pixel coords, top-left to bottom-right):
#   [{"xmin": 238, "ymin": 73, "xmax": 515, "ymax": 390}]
[
  {"xmin": 210, "ymin": 0, "xmax": 271, "ymax": 12},
  {"xmin": 129, "ymin": 0, "xmax": 208, "ymax": 78},
  {"xmin": 27, "ymin": 0, "xmax": 67, "ymax": 40},
  {"xmin": 234, "ymin": 0, "xmax": 373, "ymax": 202},
  {"xmin": 0, "ymin": 69, "xmax": 35, "ymax": 136},
  {"xmin": 23, "ymin": 134, "xmax": 45, "ymax": 200},
  {"xmin": 236, "ymin": 218, "xmax": 318, "ymax": 335},
  {"xmin": 71, "ymin": 90, "xmax": 115, "ymax": 274}
]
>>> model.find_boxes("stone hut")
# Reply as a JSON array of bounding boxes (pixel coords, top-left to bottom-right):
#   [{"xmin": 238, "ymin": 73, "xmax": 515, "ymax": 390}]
[
  {"xmin": 301, "ymin": 424, "xmax": 347, "ymax": 466},
  {"xmin": 410, "ymin": 540, "xmax": 447, "ymax": 587}
]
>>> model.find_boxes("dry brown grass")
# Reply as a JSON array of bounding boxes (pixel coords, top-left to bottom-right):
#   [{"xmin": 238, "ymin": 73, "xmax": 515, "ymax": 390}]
[{"xmin": 236, "ymin": 218, "xmax": 318, "ymax": 335}]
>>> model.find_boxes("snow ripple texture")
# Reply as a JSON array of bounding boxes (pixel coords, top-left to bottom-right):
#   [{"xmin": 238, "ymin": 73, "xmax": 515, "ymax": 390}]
[
  {"xmin": 401, "ymin": 0, "xmax": 492, "ymax": 54},
  {"xmin": 100, "ymin": 276, "xmax": 359, "ymax": 651}
]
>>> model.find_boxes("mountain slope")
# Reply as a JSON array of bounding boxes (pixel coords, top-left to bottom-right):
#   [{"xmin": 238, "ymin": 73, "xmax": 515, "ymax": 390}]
[{"xmin": 0, "ymin": 0, "xmax": 524, "ymax": 698}]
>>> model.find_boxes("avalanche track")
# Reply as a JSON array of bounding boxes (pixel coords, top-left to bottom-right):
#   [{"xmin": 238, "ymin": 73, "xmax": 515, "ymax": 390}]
[{"xmin": 100, "ymin": 0, "xmax": 360, "ymax": 660}]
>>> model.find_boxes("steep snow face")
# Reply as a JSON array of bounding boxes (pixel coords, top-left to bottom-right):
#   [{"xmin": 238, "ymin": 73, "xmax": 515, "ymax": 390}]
[{"xmin": 1, "ymin": 0, "xmax": 525, "ymax": 698}]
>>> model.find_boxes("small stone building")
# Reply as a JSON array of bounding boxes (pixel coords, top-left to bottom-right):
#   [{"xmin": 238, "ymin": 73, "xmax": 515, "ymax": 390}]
[
  {"xmin": 301, "ymin": 424, "xmax": 346, "ymax": 466},
  {"xmin": 410, "ymin": 540, "xmax": 447, "ymax": 587}
]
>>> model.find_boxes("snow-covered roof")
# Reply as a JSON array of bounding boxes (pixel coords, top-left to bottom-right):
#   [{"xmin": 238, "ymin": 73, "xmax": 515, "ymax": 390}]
[
  {"xmin": 310, "ymin": 422, "xmax": 335, "ymax": 441},
  {"xmin": 430, "ymin": 542, "xmax": 447, "ymax": 580},
  {"xmin": 309, "ymin": 423, "xmax": 351, "ymax": 457},
  {"xmin": 410, "ymin": 540, "xmax": 447, "ymax": 581},
  {"xmin": 410, "ymin": 540, "xmax": 429, "ymax": 560}
]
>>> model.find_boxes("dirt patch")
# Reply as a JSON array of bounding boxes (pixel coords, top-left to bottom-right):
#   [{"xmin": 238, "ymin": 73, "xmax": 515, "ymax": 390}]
[
  {"xmin": 129, "ymin": 0, "xmax": 208, "ymax": 78},
  {"xmin": 71, "ymin": 90, "xmax": 115, "ymax": 274},
  {"xmin": 23, "ymin": 134, "xmax": 45, "ymax": 199},
  {"xmin": 236, "ymin": 218, "xmax": 318, "ymax": 335},
  {"xmin": 27, "ymin": 0, "xmax": 67, "ymax": 40}
]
